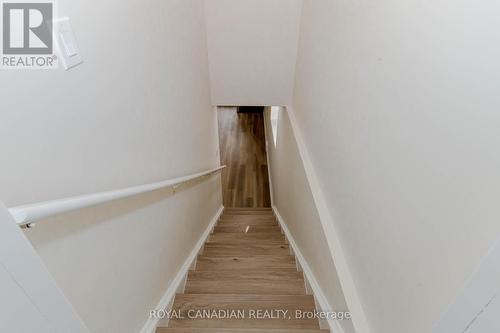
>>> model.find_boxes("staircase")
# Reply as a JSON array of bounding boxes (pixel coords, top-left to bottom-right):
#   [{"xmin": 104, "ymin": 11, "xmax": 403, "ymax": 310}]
[{"xmin": 156, "ymin": 208, "xmax": 329, "ymax": 333}]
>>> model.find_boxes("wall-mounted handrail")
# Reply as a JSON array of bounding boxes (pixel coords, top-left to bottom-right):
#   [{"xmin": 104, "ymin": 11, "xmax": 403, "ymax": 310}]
[{"xmin": 8, "ymin": 166, "xmax": 226, "ymax": 227}]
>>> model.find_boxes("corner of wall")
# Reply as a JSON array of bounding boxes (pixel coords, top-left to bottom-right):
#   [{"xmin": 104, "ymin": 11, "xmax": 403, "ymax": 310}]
[{"xmin": 272, "ymin": 106, "xmax": 372, "ymax": 333}]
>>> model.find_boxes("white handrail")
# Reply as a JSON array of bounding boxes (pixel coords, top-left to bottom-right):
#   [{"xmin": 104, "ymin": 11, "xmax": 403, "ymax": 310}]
[{"xmin": 8, "ymin": 165, "xmax": 226, "ymax": 227}]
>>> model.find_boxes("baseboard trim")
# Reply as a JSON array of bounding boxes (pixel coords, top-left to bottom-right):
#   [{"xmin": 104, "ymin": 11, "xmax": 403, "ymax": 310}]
[
  {"xmin": 273, "ymin": 206, "xmax": 345, "ymax": 333},
  {"xmin": 139, "ymin": 205, "xmax": 224, "ymax": 333}
]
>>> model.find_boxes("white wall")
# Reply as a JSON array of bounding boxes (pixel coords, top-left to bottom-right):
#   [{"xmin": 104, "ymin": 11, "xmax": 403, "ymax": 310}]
[
  {"xmin": 0, "ymin": 203, "xmax": 89, "ymax": 333},
  {"xmin": 467, "ymin": 295, "xmax": 500, "ymax": 333},
  {"xmin": 264, "ymin": 108, "xmax": 355, "ymax": 333},
  {"xmin": 292, "ymin": 1, "xmax": 500, "ymax": 333},
  {"xmin": 0, "ymin": 0, "xmax": 222, "ymax": 332},
  {"xmin": 432, "ymin": 237, "xmax": 500, "ymax": 333},
  {"xmin": 204, "ymin": 0, "xmax": 302, "ymax": 106}
]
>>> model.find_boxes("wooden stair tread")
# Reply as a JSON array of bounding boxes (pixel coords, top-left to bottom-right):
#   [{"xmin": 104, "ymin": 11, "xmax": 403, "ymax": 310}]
[
  {"xmin": 167, "ymin": 319, "xmax": 319, "ymax": 329},
  {"xmin": 223, "ymin": 211, "xmax": 274, "ymax": 215},
  {"xmin": 172, "ymin": 293, "xmax": 316, "ymax": 308},
  {"xmin": 205, "ymin": 242, "xmax": 289, "ymax": 249},
  {"xmin": 218, "ymin": 220, "xmax": 278, "ymax": 226},
  {"xmin": 210, "ymin": 233, "xmax": 285, "ymax": 240},
  {"xmin": 196, "ymin": 256, "xmax": 296, "ymax": 270},
  {"xmin": 214, "ymin": 225, "xmax": 282, "ymax": 233},
  {"xmin": 207, "ymin": 240, "xmax": 287, "ymax": 246},
  {"xmin": 217, "ymin": 221, "xmax": 279, "ymax": 228},
  {"xmin": 209, "ymin": 235, "xmax": 286, "ymax": 246},
  {"xmin": 188, "ymin": 269, "xmax": 304, "ymax": 281},
  {"xmin": 222, "ymin": 213, "xmax": 273, "ymax": 215},
  {"xmin": 157, "ymin": 329, "xmax": 328, "ymax": 333},
  {"xmin": 168, "ymin": 294, "xmax": 319, "ymax": 329},
  {"xmin": 197, "ymin": 255, "xmax": 295, "ymax": 261},
  {"xmin": 185, "ymin": 279, "xmax": 305, "ymax": 295},
  {"xmin": 220, "ymin": 215, "xmax": 276, "ymax": 219},
  {"xmin": 203, "ymin": 244, "xmax": 291, "ymax": 256},
  {"xmin": 222, "ymin": 214, "xmax": 275, "ymax": 217},
  {"xmin": 224, "ymin": 207, "xmax": 273, "ymax": 212}
]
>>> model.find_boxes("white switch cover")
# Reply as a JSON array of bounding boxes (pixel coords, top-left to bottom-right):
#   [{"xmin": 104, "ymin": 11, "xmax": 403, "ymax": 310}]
[{"xmin": 53, "ymin": 17, "xmax": 83, "ymax": 70}]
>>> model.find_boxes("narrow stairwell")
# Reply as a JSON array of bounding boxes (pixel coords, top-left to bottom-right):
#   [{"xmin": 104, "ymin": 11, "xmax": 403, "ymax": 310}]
[{"xmin": 156, "ymin": 208, "xmax": 329, "ymax": 333}]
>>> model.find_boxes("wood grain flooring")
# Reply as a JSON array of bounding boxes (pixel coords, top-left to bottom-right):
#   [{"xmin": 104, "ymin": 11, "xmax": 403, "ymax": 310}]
[
  {"xmin": 218, "ymin": 107, "xmax": 271, "ymax": 208},
  {"xmin": 157, "ymin": 208, "xmax": 329, "ymax": 333}
]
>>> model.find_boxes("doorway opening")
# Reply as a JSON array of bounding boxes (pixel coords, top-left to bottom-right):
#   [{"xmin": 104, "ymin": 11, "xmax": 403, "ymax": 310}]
[{"xmin": 217, "ymin": 106, "xmax": 271, "ymax": 208}]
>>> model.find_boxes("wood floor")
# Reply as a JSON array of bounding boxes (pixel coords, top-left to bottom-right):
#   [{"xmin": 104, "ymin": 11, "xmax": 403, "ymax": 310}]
[
  {"xmin": 218, "ymin": 107, "xmax": 271, "ymax": 208},
  {"xmin": 157, "ymin": 208, "xmax": 328, "ymax": 333}
]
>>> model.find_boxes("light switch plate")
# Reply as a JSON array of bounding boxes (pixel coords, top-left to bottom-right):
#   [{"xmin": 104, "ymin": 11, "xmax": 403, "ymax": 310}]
[{"xmin": 53, "ymin": 17, "xmax": 83, "ymax": 70}]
